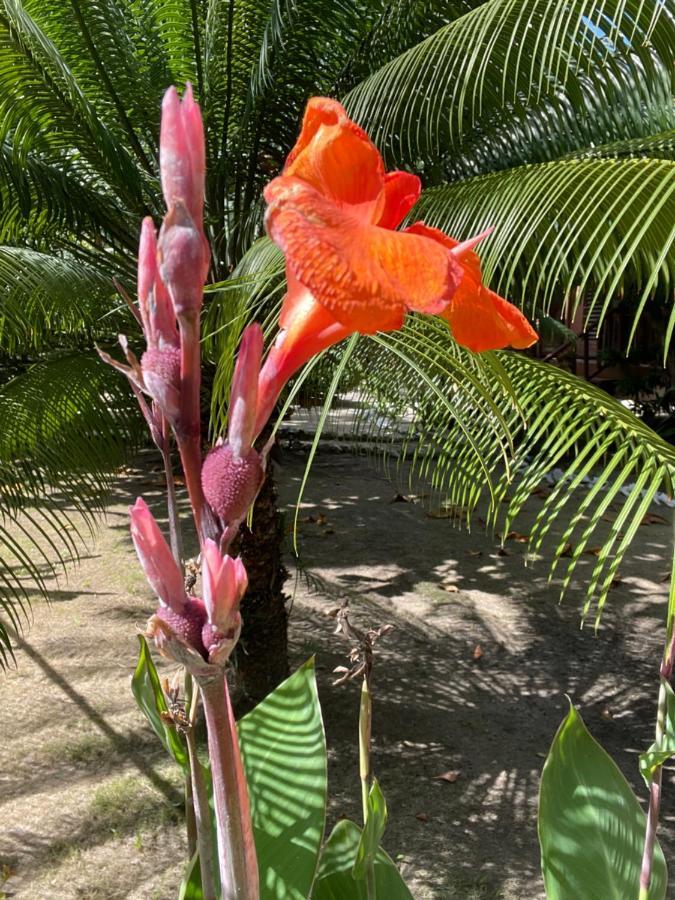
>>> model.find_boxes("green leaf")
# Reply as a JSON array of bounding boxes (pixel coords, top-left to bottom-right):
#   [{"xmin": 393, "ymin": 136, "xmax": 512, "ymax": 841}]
[
  {"xmin": 640, "ymin": 680, "xmax": 675, "ymax": 787},
  {"xmin": 178, "ymin": 851, "xmax": 202, "ymax": 900},
  {"xmin": 352, "ymin": 779, "xmax": 388, "ymax": 881},
  {"xmin": 130, "ymin": 635, "xmax": 188, "ymax": 771},
  {"xmin": 313, "ymin": 819, "xmax": 413, "ymax": 900},
  {"xmin": 178, "ymin": 851, "xmax": 201, "ymax": 900},
  {"xmin": 238, "ymin": 658, "xmax": 327, "ymax": 900},
  {"xmin": 539, "ymin": 701, "xmax": 668, "ymax": 899}
]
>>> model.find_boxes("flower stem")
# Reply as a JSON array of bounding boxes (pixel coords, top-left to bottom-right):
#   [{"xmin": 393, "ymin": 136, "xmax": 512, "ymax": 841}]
[
  {"xmin": 185, "ymin": 716, "xmax": 217, "ymax": 900},
  {"xmin": 639, "ymin": 516, "xmax": 675, "ymax": 899},
  {"xmin": 200, "ymin": 676, "xmax": 259, "ymax": 900},
  {"xmin": 176, "ymin": 312, "xmax": 207, "ymax": 543},
  {"xmin": 359, "ymin": 673, "xmax": 376, "ymax": 900},
  {"xmin": 160, "ymin": 419, "xmax": 184, "ymax": 564}
]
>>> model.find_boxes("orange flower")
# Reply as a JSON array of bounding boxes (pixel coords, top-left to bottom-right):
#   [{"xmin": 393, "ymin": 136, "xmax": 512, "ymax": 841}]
[{"xmin": 256, "ymin": 97, "xmax": 537, "ymax": 433}]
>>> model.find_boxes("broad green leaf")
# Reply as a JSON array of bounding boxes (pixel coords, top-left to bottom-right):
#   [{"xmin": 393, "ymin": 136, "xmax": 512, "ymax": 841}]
[
  {"xmin": 238, "ymin": 658, "xmax": 327, "ymax": 900},
  {"xmin": 312, "ymin": 819, "xmax": 413, "ymax": 900},
  {"xmin": 130, "ymin": 635, "xmax": 188, "ymax": 771},
  {"xmin": 539, "ymin": 702, "xmax": 668, "ymax": 899},
  {"xmin": 178, "ymin": 851, "xmax": 202, "ymax": 900},
  {"xmin": 640, "ymin": 680, "xmax": 675, "ymax": 787},
  {"xmin": 352, "ymin": 779, "xmax": 388, "ymax": 881}
]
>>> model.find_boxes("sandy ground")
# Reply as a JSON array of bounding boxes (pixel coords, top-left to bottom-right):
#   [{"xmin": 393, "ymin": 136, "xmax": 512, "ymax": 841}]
[{"xmin": 1, "ymin": 446, "xmax": 673, "ymax": 899}]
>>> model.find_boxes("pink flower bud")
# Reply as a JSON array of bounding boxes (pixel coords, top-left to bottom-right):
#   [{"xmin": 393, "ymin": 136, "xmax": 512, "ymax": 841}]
[
  {"xmin": 141, "ymin": 346, "xmax": 181, "ymax": 422},
  {"xmin": 228, "ymin": 324, "xmax": 263, "ymax": 458},
  {"xmin": 201, "ymin": 443, "xmax": 264, "ymax": 523},
  {"xmin": 160, "ymin": 84, "xmax": 205, "ymax": 229},
  {"xmin": 158, "ymin": 201, "xmax": 209, "ymax": 316},
  {"xmin": 157, "ymin": 598, "xmax": 207, "ymax": 652},
  {"xmin": 138, "ymin": 218, "xmax": 179, "ymax": 350},
  {"xmin": 201, "ymin": 539, "xmax": 248, "ymax": 630},
  {"xmin": 129, "ymin": 497, "xmax": 187, "ymax": 615}
]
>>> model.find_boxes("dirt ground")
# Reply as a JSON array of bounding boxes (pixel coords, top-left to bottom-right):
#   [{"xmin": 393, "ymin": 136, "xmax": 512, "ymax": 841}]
[{"xmin": 1, "ymin": 445, "xmax": 673, "ymax": 899}]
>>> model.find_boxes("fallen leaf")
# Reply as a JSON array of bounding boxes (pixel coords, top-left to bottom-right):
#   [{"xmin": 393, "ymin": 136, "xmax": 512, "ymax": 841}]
[
  {"xmin": 435, "ymin": 770, "xmax": 461, "ymax": 783},
  {"xmin": 472, "ymin": 644, "xmax": 484, "ymax": 661},
  {"xmin": 642, "ymin": 512, "xmax": 669, "ymax": 526},
  {"xmin": 506, "ymin": 531, "xmax": 530, "ymax": 543},
  {"xmin": 415, "ymin": 812, "xmax": 429, "ymax": 822}
]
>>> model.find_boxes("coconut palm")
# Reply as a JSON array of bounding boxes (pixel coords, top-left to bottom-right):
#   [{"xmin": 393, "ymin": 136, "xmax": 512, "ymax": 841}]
[{"xmin": 0, "ymin": 0, "xmax": 673, "ymax": 676}]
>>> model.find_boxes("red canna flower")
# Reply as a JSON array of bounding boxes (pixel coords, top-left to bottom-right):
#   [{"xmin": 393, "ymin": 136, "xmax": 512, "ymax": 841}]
[{"xmin": 255, "ymin": 97, "xmax": 537, "ymax": 434}]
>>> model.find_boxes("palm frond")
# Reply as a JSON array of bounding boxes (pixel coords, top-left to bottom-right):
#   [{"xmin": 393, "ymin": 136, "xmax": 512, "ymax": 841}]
[
  {"xmin": 0, "ymin": 246, "xmax": 128, "ymax": 353},
  {"xmin": 345, "ymin": 0, "xmax": 674, "ymax": 174},
  {"xmin": 0, "ymin": 351, "xmax": 144, "ymax": 667},
  {"xmin": 413, "ymin": 156, "xmax": 675, "ymax": 357},
  {"xmin": 337, "ymin": 317, "xmax": 674, "ymax": 623}
]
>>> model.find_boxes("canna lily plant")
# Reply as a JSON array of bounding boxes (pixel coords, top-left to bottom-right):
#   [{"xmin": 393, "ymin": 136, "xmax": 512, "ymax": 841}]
[{"xmin": 110, "ymin": 87, "xmax": 538, "ymax": 898}]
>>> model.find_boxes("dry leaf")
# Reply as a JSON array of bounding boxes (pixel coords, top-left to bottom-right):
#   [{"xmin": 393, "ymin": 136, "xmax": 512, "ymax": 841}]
[
  {"xmin": 642, "ymin": 512, "xmax": 669, "ymax": 526},
  {"xmin": 472, "ymin": 644, "xmax": 484, "ymax": 661},
  {"xmin": 415, "ymin": 812, "xmax": 429, "ymax": 822},
  {"xmin": 506, "ymin": 531, "xmax": 529, "ymax": 543},
  {"xmin": 435, "ymin": 770, "xmax": 461, "ymax": 783}
]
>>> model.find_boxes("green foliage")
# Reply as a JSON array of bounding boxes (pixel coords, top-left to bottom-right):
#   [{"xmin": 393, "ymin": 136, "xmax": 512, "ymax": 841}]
[
  {"xmin": 1, "ymin": 0, "xmax": 673, "ymax": 661},
  {"xmin": 130, "ymin": 635, "xmax": 189, "ymax": 770},
  {"xmin": 238, "ymin": 658, "xmax": 327, "ymax": 900},
  {"xmin": 539, "ymin": 701, "xmax": 668, "ymax": 899},
  {"xmin": 312, "ymin": 819, "xmax": 414, "ymax": 900},
  {"xmin": 352, "ymin": 779, "xmax": 388, "ymax": 881},
  {"xmin": 640, "ymin": 679, "xmax": 675, "ymax": 787}
]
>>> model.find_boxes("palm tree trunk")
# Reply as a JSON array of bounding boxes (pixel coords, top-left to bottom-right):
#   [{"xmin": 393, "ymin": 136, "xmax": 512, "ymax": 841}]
[{"xmin": 235, "ymin": 461, "xmax": 289, "ymax": 703}]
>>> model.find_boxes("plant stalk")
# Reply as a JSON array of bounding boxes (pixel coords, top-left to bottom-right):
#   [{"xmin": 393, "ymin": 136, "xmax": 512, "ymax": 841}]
[
  {"xmin": 638, "ymin": 516, "xmax": 675, "ymax": 899},
  {"xmin": 185, "ymin": 702, "xmax": 217, "ymax": 900},
  {"xmin": 176, "ymin": 312, "xmax": 207, "ymax": 543},
  {"xmin": 161, "ymin": 418, "xmax": 184, "ymax": 564},
  {"xmin": 200, "ymin": 676, "xmax": 259, "ymax": 900},
  {"xmin": 359, "ymin": 672, "xmax": 376, "ymax": 900}
]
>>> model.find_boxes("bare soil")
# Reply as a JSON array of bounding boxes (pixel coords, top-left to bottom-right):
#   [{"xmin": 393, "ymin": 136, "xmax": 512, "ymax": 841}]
[{"xmin": 1, "ymin": 446, "xmax": 673, "ymax": 899}]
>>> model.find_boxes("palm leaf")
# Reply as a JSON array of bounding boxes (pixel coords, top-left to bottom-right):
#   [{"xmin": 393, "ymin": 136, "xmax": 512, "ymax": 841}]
[
  {"xmin": 345, "ymin": 0, "xmax": 674, "ymax": 172},
  {"xmin": 412, "ymin": 155, "xmax": 675, "ymax": 356}
]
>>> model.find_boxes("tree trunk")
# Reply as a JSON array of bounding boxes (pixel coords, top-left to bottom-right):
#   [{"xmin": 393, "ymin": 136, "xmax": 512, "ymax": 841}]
[{"xmin": 235, "ymin": 461, "xmax": 289, "ymax": 705}]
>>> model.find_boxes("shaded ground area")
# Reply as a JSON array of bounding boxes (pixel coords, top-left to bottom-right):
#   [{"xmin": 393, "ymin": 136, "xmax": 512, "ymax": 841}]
[{"xmin": 1, "ymin": 447, "xmax": 673, "ymax": 898}]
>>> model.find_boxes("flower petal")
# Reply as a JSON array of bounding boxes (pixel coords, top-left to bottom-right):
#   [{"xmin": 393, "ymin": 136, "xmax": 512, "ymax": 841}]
[
  {"xmin": 376, "ymin": 171, "xmax": 421, "ymax": 229},
  {"xmin": 405, "ymin": 222, "xmax": 538, "ymax": 352},
  {"xmin": 283, "ymin": 97, "xmax": 385, "ymax": 219},
  {"xmin": 264, "ymin": 177, "xmax": 462, "ymax": 333}
]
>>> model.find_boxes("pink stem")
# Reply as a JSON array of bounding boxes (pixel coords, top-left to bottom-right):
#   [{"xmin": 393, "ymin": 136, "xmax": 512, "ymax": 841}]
[
  {"xmin": 176, "ymin": 311, "xmax": 207, "ymax": 543},
  {"xmin": 200, "ymin": 677, "xmax": 259, "ymax": 900}
]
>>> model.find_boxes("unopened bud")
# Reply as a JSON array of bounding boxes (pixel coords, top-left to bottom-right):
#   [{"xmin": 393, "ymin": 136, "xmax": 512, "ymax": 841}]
[
  {"xmin": 141, "ymin": 346, "xmax": 181, "ymax": 422},
  {"xmin": 158, "ymin": 201, "xmax": 209, "ymax": 316},
  {"xmin": 201, "ymin": 443, "xmax": 264, "ymax": 523}
]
